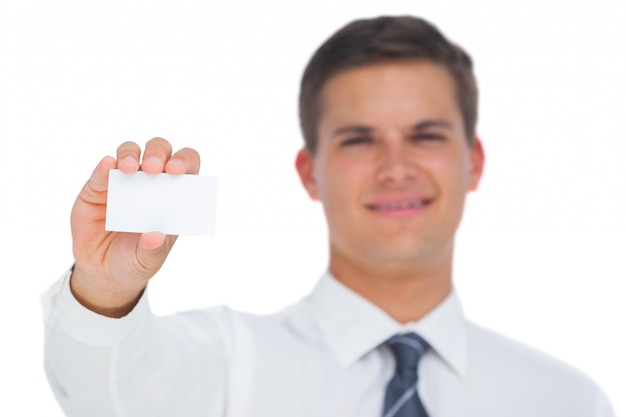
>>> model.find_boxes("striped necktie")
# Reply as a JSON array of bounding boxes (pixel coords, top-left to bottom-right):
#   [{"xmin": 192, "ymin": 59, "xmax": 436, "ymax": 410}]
[{"xmin": 382, "ymin": 333, "xmax": 430, "ymax": 417}]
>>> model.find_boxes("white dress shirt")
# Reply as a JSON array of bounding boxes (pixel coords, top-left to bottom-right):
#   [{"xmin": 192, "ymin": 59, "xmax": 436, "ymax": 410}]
[{"xmin": 41, "ymin": 269, "xmax": 615, "ymax": 417}]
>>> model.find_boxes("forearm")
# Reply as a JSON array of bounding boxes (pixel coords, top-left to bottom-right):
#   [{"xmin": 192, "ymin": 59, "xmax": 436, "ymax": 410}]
[{"xmin": 42, "ymin": 269, "xmax": 227, "ymax": 417}]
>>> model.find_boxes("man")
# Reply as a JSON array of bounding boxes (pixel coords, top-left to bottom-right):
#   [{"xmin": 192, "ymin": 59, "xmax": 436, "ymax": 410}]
[{"xmin": 42, "ymin": 15, "xmax": 615, "ymax": 416}]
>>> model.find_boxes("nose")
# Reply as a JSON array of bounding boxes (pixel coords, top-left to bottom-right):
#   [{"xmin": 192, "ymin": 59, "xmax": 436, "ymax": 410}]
[{"xmin": 375, "ymin": 134, "xmax": 418, "ymax": 185}]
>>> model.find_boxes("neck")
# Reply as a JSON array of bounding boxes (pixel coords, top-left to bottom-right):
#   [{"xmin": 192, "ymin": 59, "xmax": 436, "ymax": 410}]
[{"xmin": 329, "ymin": 249, "xmax": 453, "ymax": 324}]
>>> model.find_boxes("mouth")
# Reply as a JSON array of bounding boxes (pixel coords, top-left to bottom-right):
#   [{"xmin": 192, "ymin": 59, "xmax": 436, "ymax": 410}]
[{"xmin": 365, "ymin": 198, "xmax": 431, "ymax": 212}]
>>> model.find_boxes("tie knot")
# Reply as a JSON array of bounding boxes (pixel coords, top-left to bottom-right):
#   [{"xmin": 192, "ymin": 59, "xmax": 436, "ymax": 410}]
[{"xmin": 385, "ymin": 333, "xmax": 429, "ymax": 371}]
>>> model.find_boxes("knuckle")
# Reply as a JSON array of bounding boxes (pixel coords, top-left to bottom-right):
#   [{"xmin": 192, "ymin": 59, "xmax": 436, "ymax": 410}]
[
  {"xmin": 117, "ymin": 141, "xmax": 140, "ymax": 155},
  {"xmin": 146, "ymin": 137, "xmax": 171, "ymax": 147},
  {"xmin": 145, "ymin": 137, "xmax": 173, "ymax": 157},
  {"xmin": 178, "ymin": 147, "xmax": 200, "ymax": 161}
]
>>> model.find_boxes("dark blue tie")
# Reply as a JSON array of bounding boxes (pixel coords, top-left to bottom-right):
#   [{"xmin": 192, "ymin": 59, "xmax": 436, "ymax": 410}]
[{"xmin": 382, "ymin": 333, "xmax": 430, "ymax": 417}]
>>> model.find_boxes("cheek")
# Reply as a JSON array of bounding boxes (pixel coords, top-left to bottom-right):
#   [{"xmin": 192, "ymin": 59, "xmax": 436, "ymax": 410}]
[
  {"xmin": 317, "ymin": 161, "xmax": 364, "ymax": 214},
  {"xmin": 428, "ymin": 149, "xmax": 472, "ymax": 190}
]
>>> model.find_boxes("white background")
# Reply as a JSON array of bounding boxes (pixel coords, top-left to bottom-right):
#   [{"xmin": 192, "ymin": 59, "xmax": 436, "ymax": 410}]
[{"xmin": 1, "ymin": 0, "xmax": 625, "ymax": 415}]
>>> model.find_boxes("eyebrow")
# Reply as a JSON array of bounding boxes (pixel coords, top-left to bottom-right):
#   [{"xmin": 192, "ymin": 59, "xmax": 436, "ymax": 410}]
[
  {"xmin": 332, "ymin": 120, "xmax": 454, "ymax": 138},
  {"xmin": 411, "ymin": 120, "xmax": 454, "ymax": 130},
  {"xmin": 332, "ymin": 125, "xmax": 374, "ymax": 137}
]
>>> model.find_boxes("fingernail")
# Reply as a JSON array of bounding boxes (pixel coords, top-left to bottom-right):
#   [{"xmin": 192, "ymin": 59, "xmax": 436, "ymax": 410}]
[
  {"xmin": 121, "ymin": 156, "xmax": 137, "ymax": 165},
  {"xmin": 142, "ymin": 156, "xmax": 161, "ymax": 166},
  {"xmin": 167, "ymin": 159, "xmax": 184, "ymax": 167}
]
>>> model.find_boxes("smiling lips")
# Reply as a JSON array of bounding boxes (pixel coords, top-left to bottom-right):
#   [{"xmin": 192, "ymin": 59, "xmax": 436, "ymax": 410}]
[{"xmin": 365, "ymin": 197, "xmax": 432, "ymax": 216}]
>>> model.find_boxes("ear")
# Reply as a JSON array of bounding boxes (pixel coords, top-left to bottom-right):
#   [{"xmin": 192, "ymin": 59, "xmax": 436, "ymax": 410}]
[
  {"xmin": 468, "ymin": 137, "xmax": 485, "ymax": 192},
  {"xmin": 295, "ymin": 148, "xmax": 319, "ymax": 200}
]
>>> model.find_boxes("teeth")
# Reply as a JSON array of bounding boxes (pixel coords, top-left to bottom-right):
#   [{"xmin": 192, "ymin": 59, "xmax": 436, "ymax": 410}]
[{"xmin": 376, "ymin": 200, "xmax": 425, "ymax": 210}]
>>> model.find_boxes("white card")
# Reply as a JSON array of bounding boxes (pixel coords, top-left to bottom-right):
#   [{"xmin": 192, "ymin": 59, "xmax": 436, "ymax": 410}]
[{"xmin": 105, "ymin": 169, "xmax": 218, "ymax": 236}]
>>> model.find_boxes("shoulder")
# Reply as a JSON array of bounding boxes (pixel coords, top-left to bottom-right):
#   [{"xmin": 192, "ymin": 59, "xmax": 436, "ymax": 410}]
[
  {"xmin": 466, "ymin": 322, "xmax": 595, "ymax": 385},
  {"xmin": 464, "ymin": 322, "xmax": 613, "ymax": 414}
]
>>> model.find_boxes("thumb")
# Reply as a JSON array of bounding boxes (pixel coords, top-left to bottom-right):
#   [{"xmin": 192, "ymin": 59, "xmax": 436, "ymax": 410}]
[{"xmin": 136, "ymin": 232, "xmax": 176, "ymax": 274}]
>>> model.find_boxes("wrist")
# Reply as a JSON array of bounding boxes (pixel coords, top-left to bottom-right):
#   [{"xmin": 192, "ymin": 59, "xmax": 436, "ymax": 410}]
[{"xmin": 70, "ymin": 264, "xmax": 146, "ymax": 318}]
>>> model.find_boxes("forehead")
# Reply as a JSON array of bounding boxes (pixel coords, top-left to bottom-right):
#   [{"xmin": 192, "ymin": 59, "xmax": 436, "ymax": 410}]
[{"xmin": 318, "ymin": 60, "xmax": 461, "ymax": 127}]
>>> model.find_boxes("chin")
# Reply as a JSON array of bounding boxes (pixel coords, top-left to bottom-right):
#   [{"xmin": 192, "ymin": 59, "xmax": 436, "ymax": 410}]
[{"xmin": 363, "ymin": 243, "xmax": 428, "ymax": 265}]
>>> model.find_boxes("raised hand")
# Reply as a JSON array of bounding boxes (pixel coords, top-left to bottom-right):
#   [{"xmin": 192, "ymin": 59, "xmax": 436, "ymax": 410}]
[{"xmin": 70, "ymin": 138, "xmax": 200, "ymax": 317}]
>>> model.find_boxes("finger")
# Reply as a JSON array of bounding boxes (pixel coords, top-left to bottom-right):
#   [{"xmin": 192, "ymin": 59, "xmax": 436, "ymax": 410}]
[
  {"xmin": 138, "ymin": 231, "xmax": 166, "ymax": 251},
  {"xmin": 141, "ymin": 137, "xmax": 173, "ymax": 174},
  {"xmin": 116, "ymin": 141, "xmax": 141, "ymax": 174},
  {"xmin": 138, "ymin": 232, "xmax": 178, "ymax": 250},
  {"xmin": 136, "ymin": 232, "xmax": 178, "ymax": 272},
  {"xmin": 165, "ymin": 147, "xmax": 201, "ymax": 175},
  {"xmin": 82, "ymin": 155, "xmax": 117, "ymax": 199}
]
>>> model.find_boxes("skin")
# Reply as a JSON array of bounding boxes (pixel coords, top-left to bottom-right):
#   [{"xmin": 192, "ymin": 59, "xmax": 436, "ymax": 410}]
[
  {"xmin": 70, "ymin": 138, "xmax": 200, "ymax": 317},
  {"xmin": 71, "ymin": 60, "xmax": 484, "ymax": 323},
  {"xmin": 295, "ymin": 61, "xmax": 484, "ymax": 323}
]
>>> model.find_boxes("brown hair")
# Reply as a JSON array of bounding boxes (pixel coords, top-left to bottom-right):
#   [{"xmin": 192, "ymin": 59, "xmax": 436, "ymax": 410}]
[{"xmin": 299, "ymin": 15, "xmax": 478, "ymax": 154}]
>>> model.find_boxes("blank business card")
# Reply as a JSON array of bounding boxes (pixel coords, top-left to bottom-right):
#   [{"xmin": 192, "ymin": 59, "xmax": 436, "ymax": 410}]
[{"xmin": 105, "ymin": 169, "xmax": 218, "ymax": 236}]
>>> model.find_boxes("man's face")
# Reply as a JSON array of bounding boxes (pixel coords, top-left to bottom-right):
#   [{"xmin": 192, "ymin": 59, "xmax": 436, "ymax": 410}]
[{"xmin": 296, "ymin": 60, "xmax": 484, "ymax": 269}]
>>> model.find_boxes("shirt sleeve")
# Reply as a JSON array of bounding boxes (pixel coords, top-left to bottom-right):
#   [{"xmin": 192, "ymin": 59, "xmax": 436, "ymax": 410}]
[
  {"xmin": 41, "ymin": 267, "xmax": 228, "ymax": 417},
  {"xmin": 593, "ymin": 388, "xmax": 617, "ymax": 417}
]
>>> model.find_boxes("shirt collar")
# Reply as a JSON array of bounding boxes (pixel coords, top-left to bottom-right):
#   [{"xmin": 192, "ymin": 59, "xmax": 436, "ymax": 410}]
[{"xmin": 306, "ymin": 271, "xmax": 468, "ymax": 377}]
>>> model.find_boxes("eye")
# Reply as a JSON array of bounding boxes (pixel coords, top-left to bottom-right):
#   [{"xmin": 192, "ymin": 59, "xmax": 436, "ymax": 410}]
[
  {"xmin": 340, "ymin": 136, "xmax": 373, "ymax": 147},
  {"xmin": 411, "ymin": 133, "xmax": 446, "ymax": 142}
]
